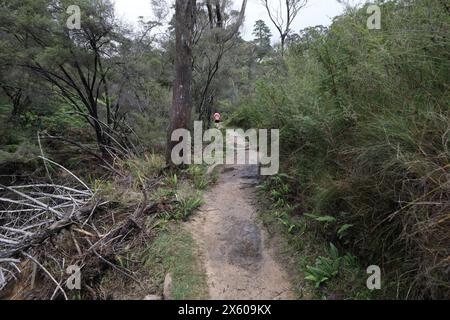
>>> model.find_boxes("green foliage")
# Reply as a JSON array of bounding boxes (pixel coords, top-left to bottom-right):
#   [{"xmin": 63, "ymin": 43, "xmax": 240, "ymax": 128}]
[
  {"xmin": 16, "ymin": 104, "xmax": 86, "ymax": 134},
  {"xmin": 260, "ymin": 173, "xmax": 291, "ymax": 208},
  {"xmin": 229, "ymin": 0, "xmax": 450, "ymax": 299},
  {"xmin": 304, "ymin": 213, "xmax": 336, "ymax": 223},
  {"xmin": 123, "ymin": 154, "xmax": 165, "ymax": 187},
  {"xmin": 183, "ymin": 165, "xmax": 209, "ymax": 190},
  {"xmin": 163, "ymin": 174, "xmax": 178, "ymax": 188},
  {"xmin": 0, "ymin": 141, "xmax": 39, "ymax": 175},
  {"xmin": 173, "ymin": 192, "xmax": 203, "ymax": 221},
  {"xmin": 273, "ymin": 208, "xmax": 300, "ymax": 234},
  {"xmin": 142, "ymin": 225, "xmax": 208, "ymax": 299},
  {"xmin": 159, "ymin": 166, "xmax": 206, "ymax": 221},
  {"xmin": 252, "ymin": 19, "xmax": 273, "ymax": 60},
  {"xmin": 1, "ymin": 0, "xmax": 448, "ymax": 300},
  {"xmin": 304, "ymin": 243, "xmax": 341, "ymax": 288},
  {"xmin": 337, "ymin": 224, "xmax": 353, "ymax": 240}
]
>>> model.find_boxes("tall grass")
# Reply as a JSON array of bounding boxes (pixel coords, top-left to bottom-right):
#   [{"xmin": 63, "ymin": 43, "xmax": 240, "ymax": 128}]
[{"xmin": 230, "ymin": 0, "xmax": 449, "ymax": 298}]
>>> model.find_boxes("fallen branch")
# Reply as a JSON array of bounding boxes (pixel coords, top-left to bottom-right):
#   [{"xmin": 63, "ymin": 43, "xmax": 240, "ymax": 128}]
[{"xmin": 21, "ymin": 252, "xmax": 68, "ymax": 300}]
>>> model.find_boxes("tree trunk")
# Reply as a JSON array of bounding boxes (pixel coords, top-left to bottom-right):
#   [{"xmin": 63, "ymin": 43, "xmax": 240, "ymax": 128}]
[{"xmin": 166, "ymin": 0, "xmax": 196, "ymax": 165}]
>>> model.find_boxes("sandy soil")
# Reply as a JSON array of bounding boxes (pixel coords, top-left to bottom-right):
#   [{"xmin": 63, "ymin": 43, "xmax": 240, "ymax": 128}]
[{"xmin": 186, "ymin": 130, "xmax": 293, "ymax": 300}]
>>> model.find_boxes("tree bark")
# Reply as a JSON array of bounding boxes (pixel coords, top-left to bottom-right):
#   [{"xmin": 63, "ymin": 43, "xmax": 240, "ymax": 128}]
[{"xmin": 166, "ymin": 0, "xmax": 197, "ymax": 165}]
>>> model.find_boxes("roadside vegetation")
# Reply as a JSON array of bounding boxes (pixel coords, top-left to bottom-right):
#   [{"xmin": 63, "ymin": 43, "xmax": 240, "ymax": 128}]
[
  {"xmin": 231, "ymin": 0, "xmax": 449, "ymax": 299},
  {"xmin": 0, "ymin": 0, "xmax": 448, "ymax": 300}
]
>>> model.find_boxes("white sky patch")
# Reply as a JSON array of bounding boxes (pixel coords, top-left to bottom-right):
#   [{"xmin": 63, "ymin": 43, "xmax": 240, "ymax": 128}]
[
  {"xmin": 238, "ymin": 0, "xmax": 345, "ymax": 41},
  {"xmin": 113, "ymin": 0, "xmax": 350, "ymax": 42},
  {"xmin": 113, "ymin": 0, "xmax": 153, "ymax": 26}
]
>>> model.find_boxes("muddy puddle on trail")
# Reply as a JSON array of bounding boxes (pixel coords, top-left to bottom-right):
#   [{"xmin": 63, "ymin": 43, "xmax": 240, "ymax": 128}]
[{"xmin": 186, "ymin": 132, "xmax": 293, "ymax": 300}]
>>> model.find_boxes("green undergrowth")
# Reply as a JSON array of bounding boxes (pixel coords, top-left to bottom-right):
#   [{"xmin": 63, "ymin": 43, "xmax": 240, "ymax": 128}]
[
  {"xmin": 142, "ymin": 224, "xmax": 208, "ymax": 299},
  {"xmin": 95, "ymin": 159, "xmax": 210, "ymax": 299},
  {"xmin": 230, "ymin": 0, "xmax": 449, "ymax": 299},
  {"xmin": 140, "ymin": 164, "xmax": 210, "ymax": 299},
  {"xmin": 258, "ymin": 177, "xmax": 382, "ymax": 300}
]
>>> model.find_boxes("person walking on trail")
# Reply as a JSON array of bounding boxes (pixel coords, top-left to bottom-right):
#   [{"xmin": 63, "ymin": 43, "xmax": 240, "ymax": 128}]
[{"xmin": 214, "ymin": 112, "xmax": 221, "ymax": 123}]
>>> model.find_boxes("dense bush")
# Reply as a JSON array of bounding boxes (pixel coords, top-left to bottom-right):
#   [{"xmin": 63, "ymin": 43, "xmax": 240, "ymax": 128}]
[{"xmin": 230, "ymin": 0, "xmax": 449, "ymax": 299}]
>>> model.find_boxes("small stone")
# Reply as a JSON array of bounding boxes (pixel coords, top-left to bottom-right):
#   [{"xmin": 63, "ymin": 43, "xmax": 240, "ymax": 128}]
[
  {"xmin": 163, "ymin": 273, "xmax": 173, "ymax": 300},
  {"xmin": 143, "ymin": 294, "xmax": 162, "ymax": 300}
]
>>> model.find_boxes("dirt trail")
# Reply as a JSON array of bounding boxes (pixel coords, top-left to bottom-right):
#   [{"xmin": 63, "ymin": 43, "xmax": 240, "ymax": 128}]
[{"xmin": 186, "ymin": 130, "xmax": 293, "ymax": 300}]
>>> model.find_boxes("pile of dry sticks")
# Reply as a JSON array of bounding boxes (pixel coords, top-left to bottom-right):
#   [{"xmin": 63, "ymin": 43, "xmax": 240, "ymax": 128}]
[{"xmin": 0, "ymin": 156, "xmax": 159, "ymax": 299}]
